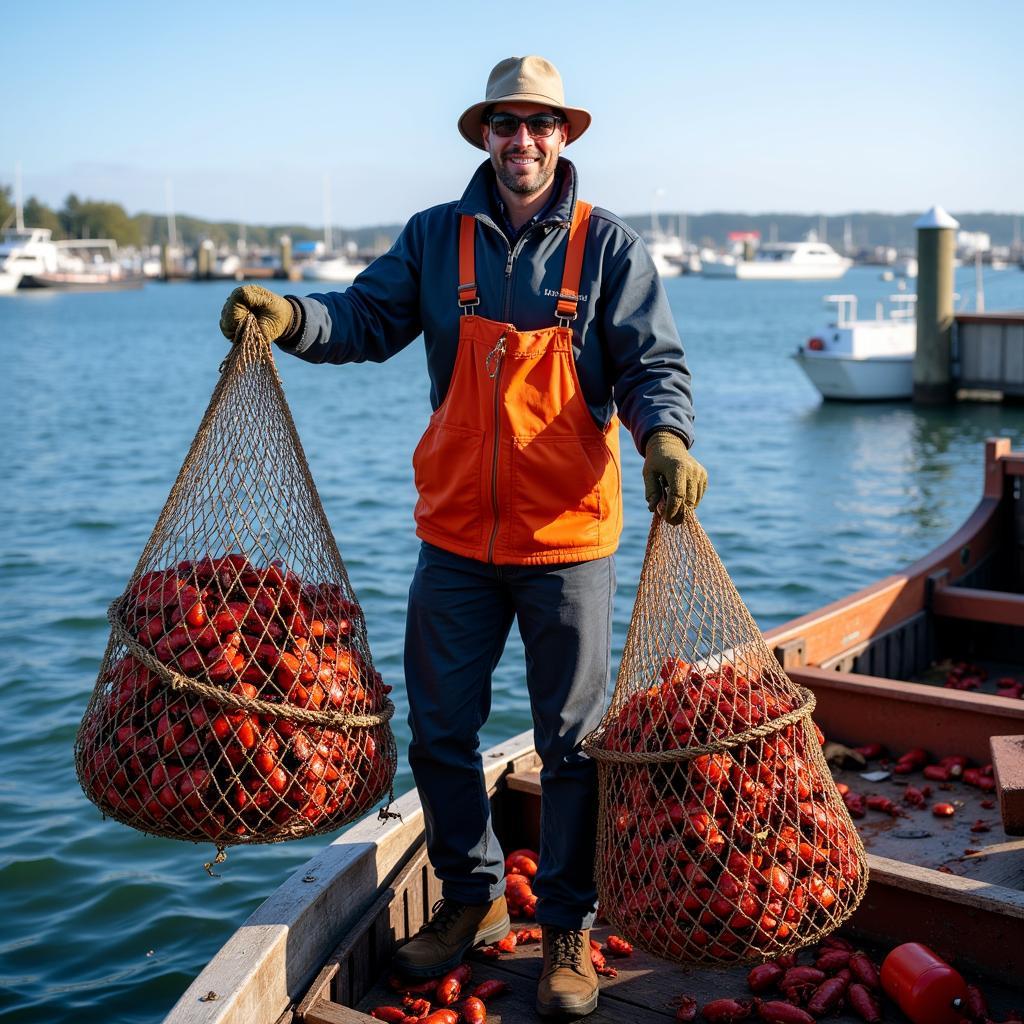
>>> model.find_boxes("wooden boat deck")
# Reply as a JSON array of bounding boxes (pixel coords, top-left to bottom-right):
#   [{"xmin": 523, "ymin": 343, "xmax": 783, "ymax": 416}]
[
  {"xmin": 344, "ymin": 924, "xmax": 1021, "ymax": 1024},
  {"xmin": 831, "ymin": 765, "xmax": 1024, "ymax": 888}
]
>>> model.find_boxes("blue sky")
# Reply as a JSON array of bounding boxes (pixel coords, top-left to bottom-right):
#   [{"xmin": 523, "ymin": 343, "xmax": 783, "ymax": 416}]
[{"xmin": 5, "ymin": 1, "xmax": 1021, "ymax": 228}]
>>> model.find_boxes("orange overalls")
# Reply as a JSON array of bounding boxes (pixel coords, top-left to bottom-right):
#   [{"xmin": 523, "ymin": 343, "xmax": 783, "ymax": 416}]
[{"xmin": 411, "ymin": 200, "xmax": 623, "ymax": 565}]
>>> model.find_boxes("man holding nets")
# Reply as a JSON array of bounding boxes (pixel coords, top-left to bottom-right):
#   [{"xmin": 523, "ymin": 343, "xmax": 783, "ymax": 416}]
[{"xmin": 220, "ymin": 55, "xmax": 704, "ymax": 1019}]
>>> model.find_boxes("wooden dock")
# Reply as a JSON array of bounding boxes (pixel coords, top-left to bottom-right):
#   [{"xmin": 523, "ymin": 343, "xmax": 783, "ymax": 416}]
[{"xmin": 955, "ymin": 312, "xmax": 1024, "ymax": 398}]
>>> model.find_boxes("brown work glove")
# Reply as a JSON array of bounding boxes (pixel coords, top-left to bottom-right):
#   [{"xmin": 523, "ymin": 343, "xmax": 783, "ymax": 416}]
[
  {"xmin": 219, "ymin": 285, "xmax": 294, "ymax": 343},
  {"xmin": 642, "ymin": 430, "xmax": 708, "ymax": 525}
]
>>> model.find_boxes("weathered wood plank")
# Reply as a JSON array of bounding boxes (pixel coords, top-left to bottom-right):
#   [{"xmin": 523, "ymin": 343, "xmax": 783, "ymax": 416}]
[
  {"xmin": 831, "ymin": 765, "xmax": 1024, "ymax": 888},
  {"xmin": 992, "ymin": 734, "xmax": 1024, "ymax": 835},
  {"xmin": 933, "ymin": 585, "xmax": 1024, "ymax": 627},
  {"xmin": 505, "ymin": 770, "xmax": 541, "ymax": 796},
  {"xmin": 789, "ymin": 665, "xmax": 1024, "ymax": 764},
  {"xmin": 853, "ymin": 855, "xmax": 1024, "ymax": 982},
  {"xmin": 327, "ymin": 843, "xmax": 433, "ymax": 1010},
  {"xmin": 298, "ymin": 878, "xmax": 395, "ymax": 1015},
  {"xmin": 295, "ymin": 961, "xmax": 338, "ymax": 1023},
  {"xmin": 302, "ymin": 999, "xmax": 375, "ymax": 1024}
]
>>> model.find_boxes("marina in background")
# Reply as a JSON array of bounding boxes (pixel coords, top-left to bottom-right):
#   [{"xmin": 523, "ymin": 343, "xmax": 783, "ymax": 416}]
[{"xmin": 3, "ymin": 169, "xmax": 1023, "ymax": 288}]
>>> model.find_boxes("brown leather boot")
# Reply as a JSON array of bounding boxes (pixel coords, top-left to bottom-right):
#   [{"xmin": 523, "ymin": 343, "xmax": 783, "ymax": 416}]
[
  {"xmin": 392, "ymin": 896, "xmax": 510, "ymax": 978},
  {"xmin": 536, "ymin": 926, "xmax": 599, "ymax": 1018}
]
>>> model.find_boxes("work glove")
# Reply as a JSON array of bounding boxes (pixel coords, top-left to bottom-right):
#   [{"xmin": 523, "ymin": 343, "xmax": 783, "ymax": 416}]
[
  {"xmin": 219, "ymin": 285, "xmax": 294, "ymax": 343},
  {"xmin": 642, "ymin": 430, "xmax": 708, "ymax": 525}
]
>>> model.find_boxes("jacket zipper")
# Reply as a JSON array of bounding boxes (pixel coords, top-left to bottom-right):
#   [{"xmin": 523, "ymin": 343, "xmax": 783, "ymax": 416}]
[
  {"xmin": 477, "ymin": 216, "xmax": 547, "ymax": 323},
  {"xmin": 502, "ymin": 228, "xmax": 541, "ymax": 322},
  {"xmin": 484, "ymin": 332, "xmax": 507, "ymax": 562}
]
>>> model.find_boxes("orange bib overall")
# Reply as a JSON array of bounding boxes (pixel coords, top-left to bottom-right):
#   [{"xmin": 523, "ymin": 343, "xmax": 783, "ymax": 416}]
[{"xmin": 412, "ymin": 201, "xmax": 623, "ymax": 565}]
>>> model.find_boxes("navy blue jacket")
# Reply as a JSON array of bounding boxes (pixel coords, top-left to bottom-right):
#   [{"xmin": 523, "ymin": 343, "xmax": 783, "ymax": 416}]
[{"xmin": 282, "ymin": 158, "xmax": 695, "ymax": 454}]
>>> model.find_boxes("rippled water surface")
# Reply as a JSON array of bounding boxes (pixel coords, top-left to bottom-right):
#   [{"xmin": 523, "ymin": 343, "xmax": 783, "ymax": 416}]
[{"xmin": 2, "ymin": 266, "xmax": 1023, "ymax": 1022}]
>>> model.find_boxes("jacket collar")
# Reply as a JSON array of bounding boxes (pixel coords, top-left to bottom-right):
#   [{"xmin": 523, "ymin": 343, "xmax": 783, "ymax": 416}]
[{"xmin": 456, "ymin": 156, "xmax": 578, "ymax": 228}]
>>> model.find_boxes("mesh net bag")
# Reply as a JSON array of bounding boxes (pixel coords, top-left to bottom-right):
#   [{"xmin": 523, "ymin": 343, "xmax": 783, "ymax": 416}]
[
  {"xmin": 75, "ymin": 317, "xmax": 396, "ymax": 854},
  {"xmin": 582, "ymin": 513, "xmax": 867, "ymax": 966}
]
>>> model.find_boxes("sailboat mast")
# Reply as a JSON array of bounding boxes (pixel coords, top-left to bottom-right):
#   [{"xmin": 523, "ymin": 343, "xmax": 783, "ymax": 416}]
[
  {"xmin": 165, "ymin": 179, "xmax": 177, "ymax": 249},
  {"xmin": 323, "ymin": 174, "xmax": 332, "ymax": 252},
  {"xmin": 15, "ymin": 161, "xmax": 24, "ymax": 231}
]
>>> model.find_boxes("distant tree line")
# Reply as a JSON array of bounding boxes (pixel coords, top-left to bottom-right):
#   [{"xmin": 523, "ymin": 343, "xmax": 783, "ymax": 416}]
[
  {"xmin": 0, "ymin": 184, "xmax": 385, "ymax": 250},
  {"xmin": 1, "ymin": 183, "xmax": 1019, "ymax": 252}
]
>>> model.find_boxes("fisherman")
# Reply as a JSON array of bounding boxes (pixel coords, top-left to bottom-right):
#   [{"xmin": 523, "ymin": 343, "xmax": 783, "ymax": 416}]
[{"xmin": 221, "ymin": 55, "xmax": 705, "ymax": 1019}]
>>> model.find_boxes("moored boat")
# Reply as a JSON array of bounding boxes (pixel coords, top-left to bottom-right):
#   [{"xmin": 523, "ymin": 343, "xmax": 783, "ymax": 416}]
[
  {"xmin": 0, "ymin": 225, "xmax": 60, "ymax": 290},
  {"xmin": 165, "ymin": 439, "xmax": 1024, "ymax": 1023},
  {"xmin": 0, "ymin": 267, "xmax": 21, "ymax": 293},
  {"xmin": 644, "ymin": 232, "xmax": 685, "ymax": 278},
  {"xmin": 301, "ymin": 254, "xmax": 368, "ymax": 283},
  {"xmin": 19, "ymin": 239, "xmax": 145, "ymax": 290},
  {"xmin": 702, "ymin": 241, "xmax": 852, "ymax": 281},
  {"xmin": 792, "ymin": 293, "xmax": 917, "ymax": 401}
]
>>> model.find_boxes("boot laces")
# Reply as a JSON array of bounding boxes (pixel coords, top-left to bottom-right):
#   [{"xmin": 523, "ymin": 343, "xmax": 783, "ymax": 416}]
[
  {"xmin": 420, "ymin": 898, "xmax": 464, "ymax": 938},
  {"xmin": 549, "ymin": 928, "xmax": 585, "ymax": 970}
]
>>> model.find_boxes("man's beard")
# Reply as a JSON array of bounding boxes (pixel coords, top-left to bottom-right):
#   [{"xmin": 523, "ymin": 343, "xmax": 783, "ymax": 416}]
[{"xmin": 493, "ymin": 151, "xmax": 555, "ymax": 195}]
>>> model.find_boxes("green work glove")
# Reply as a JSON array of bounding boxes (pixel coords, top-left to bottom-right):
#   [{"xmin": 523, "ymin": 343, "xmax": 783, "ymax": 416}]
[
  {"xmin": 642, "ymin": 430, "xmax": 708, "ymax": 525},
  {"xmin": 219, "ymin": 285, "xmax": 294, "ymax": 343}
]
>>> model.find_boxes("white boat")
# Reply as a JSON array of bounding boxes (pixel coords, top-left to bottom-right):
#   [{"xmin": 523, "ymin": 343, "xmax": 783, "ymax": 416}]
[
  {"xmin": 0, "ymin": 226, "xmax": 60, "ymax": 292},
  {"xmin": 301, "ymin": 253, "xmax": 367, "ymax": 283},
  {"xmin": 894, "ymin": 256, "xmax": 918, "ymax": 279},
  {"xmin": 644, "ymin": 232, "xmax": 685, "ymax": 277},
  {"xmin": 701, "ymin": 240, "xmax": 852, "ymax": 281},
  {"xmin": 214, "ymin": 253, "xmax": 243, "ymax": 280},
  {"xmin": 301, "ymin": 173, "xmax": 368, "ymax": 283},
  {"xmin": 792, "ymin": 293, "xmax": 916, "ymax": 400},
  {"xmin": 22, "ymin": 239, "xmax": 143, "ymax": 290}
]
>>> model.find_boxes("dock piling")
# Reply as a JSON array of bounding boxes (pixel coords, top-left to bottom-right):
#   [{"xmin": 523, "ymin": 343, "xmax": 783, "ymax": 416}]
[
  {"xmin": 196, "ymin": 240, "xmax": 214, "ymax": 280},
  {"xmin": 278, "ymin": 235, "xmax": 292, "ymax": 279},
  {"xmin": 912, "ymin": 205, "xmax": 960, "ymax": 404}
]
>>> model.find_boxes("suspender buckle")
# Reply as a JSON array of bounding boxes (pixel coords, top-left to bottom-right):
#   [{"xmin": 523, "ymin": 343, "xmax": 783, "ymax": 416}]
[
  {"xmin": 556, "ymin": 291, "xmax": 578, "ymax": 326},
  {"xmin": 458, "ymin": 282, "xmax": 479, "ymax": 314}
]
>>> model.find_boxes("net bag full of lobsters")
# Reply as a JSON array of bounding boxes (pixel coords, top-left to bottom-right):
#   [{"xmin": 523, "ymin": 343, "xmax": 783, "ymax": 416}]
[
  {"xmin": 74, "ymin": 317, "xmax": 396, "ymax": 852},
  {"xmin": 581, "ymin": 513, "xmax": 867, "ymax": 966}
]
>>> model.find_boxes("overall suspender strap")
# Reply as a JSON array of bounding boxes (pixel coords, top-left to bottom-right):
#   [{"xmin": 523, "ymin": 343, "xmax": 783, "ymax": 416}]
[
  {"xmin": 555, "ymin": 200, "xmax": 593, "ymax": 323},
  {"xmin": 457, "ymin": 215, "xmax": 478, "ymax": 310},
  {"xmin": 457, "ymin": 202, "xmax": 593, "ymax": 318}
]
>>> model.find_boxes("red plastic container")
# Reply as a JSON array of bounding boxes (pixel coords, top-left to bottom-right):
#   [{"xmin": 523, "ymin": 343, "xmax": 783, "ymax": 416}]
[{"xmin": 880, "ymin": 942, "xmax": 968, "ymax": 1024}]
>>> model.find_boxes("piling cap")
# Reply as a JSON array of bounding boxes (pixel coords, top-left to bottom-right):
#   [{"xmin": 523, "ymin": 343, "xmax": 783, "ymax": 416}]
[{"xmin": 914, "ymin": 206, "xmax": 960, "ymax": 230}]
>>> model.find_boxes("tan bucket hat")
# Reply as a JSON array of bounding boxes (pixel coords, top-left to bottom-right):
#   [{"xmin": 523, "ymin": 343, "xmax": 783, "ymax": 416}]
[{"xmin": 458, "ymin": 55, "xmax": 591, "ymax": 150}]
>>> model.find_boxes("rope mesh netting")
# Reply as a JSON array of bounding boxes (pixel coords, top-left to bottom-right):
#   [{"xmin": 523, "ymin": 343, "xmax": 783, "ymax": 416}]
[
  {"xmin": 75, "ymin": 317, "xmax": 396, "ymax": 850},
  {"xmin": 583, "ymin": 513, "xmax": 867, "ymax": 966}
]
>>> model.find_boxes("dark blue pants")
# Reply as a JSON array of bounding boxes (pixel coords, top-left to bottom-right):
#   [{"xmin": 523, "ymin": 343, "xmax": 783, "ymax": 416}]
[{"xmin": 405, "ymin": 541, "xmax": 615, "ymax": 930}]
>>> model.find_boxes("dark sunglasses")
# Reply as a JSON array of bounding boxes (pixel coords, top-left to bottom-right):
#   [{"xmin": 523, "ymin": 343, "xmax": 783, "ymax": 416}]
[{"xmin": 485, "ymin": 112, "xmax": 564, "ymax": 139}]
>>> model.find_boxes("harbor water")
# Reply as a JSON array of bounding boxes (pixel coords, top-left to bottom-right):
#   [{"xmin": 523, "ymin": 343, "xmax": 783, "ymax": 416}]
[{"xmin": 2, "ymin": 266, "xmax": 1024, "ymax": 1023}]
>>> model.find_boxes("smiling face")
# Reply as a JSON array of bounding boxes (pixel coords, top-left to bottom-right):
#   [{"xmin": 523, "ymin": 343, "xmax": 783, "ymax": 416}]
[{"xmin": 481, "ymin": 101, "xmax": 569, "ymax": 197}]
